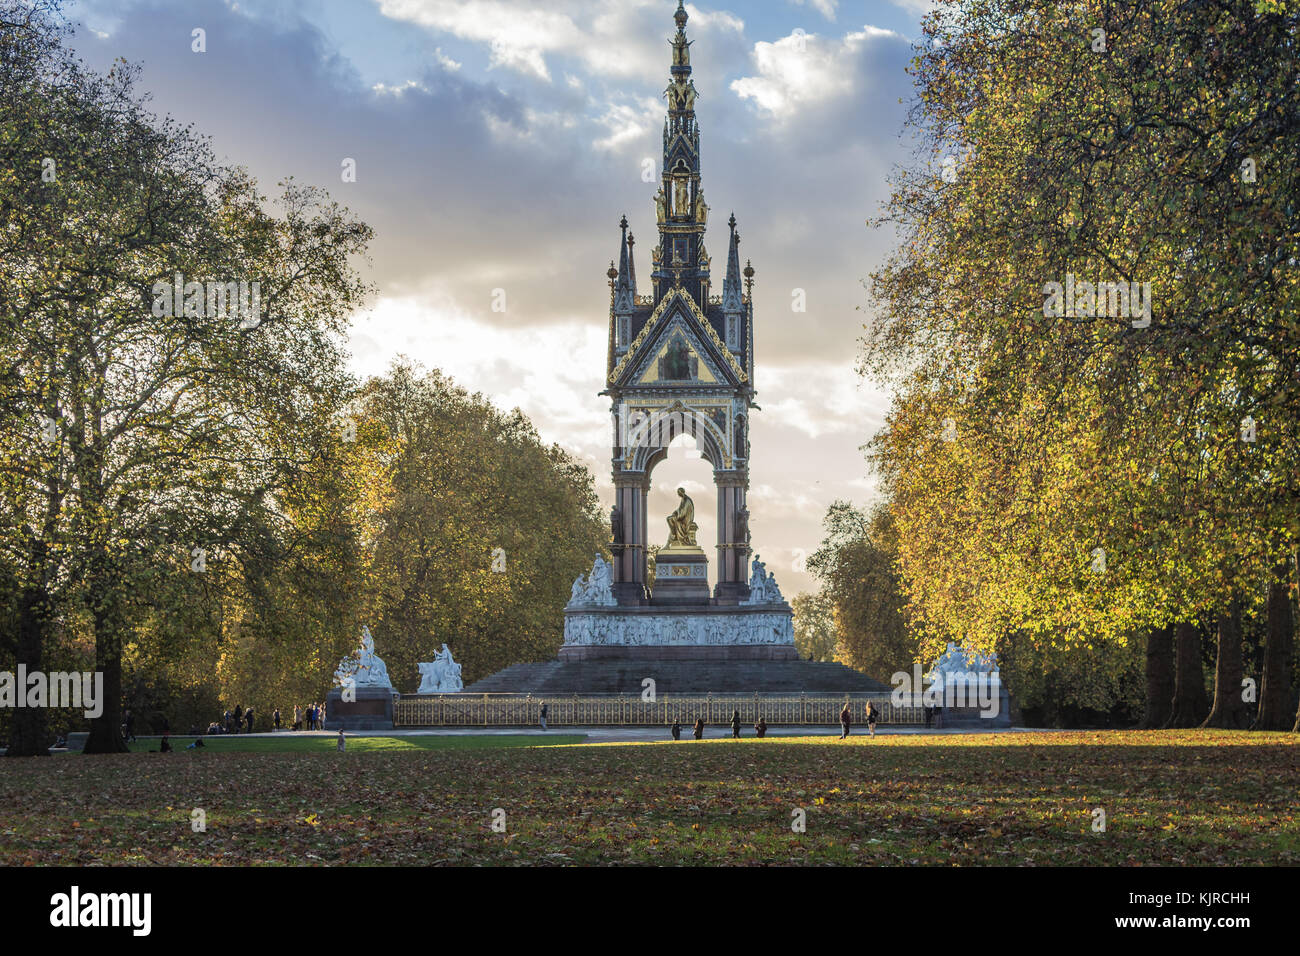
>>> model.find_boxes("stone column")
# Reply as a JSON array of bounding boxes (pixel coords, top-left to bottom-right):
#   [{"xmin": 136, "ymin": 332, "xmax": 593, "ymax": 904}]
[
  {"xmin": 713, "ymin": 470, "xmax": 750, "ymax": 602},
  {"xmin": 612, "ymin": 474, "xmax": 649, "ymax": 604}
]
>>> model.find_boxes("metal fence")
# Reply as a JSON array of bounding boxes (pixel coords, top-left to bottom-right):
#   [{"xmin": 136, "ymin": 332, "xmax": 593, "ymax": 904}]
[{"xmin": 394, "ymin": 694, "xmax": 920, "ymax": 727}]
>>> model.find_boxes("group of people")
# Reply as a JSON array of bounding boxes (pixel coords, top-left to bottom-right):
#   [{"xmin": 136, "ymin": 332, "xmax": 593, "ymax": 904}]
[
  {"xmin": 209, "ymin": 705, "xmax": 256, "ymax": 735},
  {"xmin": 291, "ymin": 702, "xmax": 326, "ymax": 731},
  {"xmin": 184, "ymin": 701, "xmax": 332, "ymax": 738},
  {"xmin": 665, "ymin": 702, "xmax": 882, "ymax": 740},
  {"xmin": 839, "ymin": 701, "xmax": 880, "ymax": 738}
]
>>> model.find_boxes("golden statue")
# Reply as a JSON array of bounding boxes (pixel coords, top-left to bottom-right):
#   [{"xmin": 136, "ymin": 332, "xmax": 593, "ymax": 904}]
[
  {"xmin": 673, "ymin": 177, "xmax": 689, "ymax": 217},
  {"xmin": 665, "ymin": 487, "xmax": 698, "ymax": 548}
]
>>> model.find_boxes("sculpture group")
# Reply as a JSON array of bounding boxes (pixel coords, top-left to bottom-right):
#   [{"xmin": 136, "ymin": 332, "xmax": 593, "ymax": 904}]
[
  {"xmin": 567, "ymin": 554, "xmax": 618, "ymax": 607},
  {"xmin": 739, "ymin": 555, "xmax": 784, "ymax": 605},
  {"xmin": 333, "ymin": 625, "xmax": 392, "ymax": 689},
  {"xmin": 417, "ymin": 643, "xmax": 464, "ymax": 694}
]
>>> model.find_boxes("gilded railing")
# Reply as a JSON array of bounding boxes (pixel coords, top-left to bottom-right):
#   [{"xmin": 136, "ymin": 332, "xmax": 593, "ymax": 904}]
[{"xmin": 393, "ymin": 694, "xmax": 921, "ymax": 727}]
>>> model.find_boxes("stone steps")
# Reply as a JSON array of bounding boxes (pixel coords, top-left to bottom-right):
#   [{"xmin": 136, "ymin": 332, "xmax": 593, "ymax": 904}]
[{"xmin": 463, "ymin": 659, "xmax": 891, "ymax": 695}]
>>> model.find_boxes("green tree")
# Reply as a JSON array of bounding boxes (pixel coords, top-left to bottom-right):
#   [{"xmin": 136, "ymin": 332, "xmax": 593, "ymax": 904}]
[{"xmin": 863, "ymin": 0, "xmax": 1299, "ymax": 729}]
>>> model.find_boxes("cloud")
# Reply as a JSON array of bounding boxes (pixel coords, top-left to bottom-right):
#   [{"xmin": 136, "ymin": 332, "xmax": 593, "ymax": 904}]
[
  {"xmin": 731, "ymin": 24, "xmax": 905, "ymax": 120},
  {"xmin": 66, "ymin": 0, "xmax": 914, "ymax": 593},
  {"xmin": 788, "ymin": 0, "xmax": 838, "ymax": 22}
]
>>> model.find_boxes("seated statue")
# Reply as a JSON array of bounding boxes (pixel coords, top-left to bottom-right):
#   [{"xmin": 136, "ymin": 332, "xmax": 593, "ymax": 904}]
[{"xmin": 665, "ymin": 487, "xmax": 698, "ymax": 548}]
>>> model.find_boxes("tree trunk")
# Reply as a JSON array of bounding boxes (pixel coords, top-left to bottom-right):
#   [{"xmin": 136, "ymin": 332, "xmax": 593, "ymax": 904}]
[
  {"xmin": 1141, "ymin": 624, "xmax": 1175, "ymax": 728},
  {"xmin": 82, "ymin": 553, "xmax": 128, "ymax": 755},
  {"xmin": 1202, "ymin": 601, "xmax": 1250, "ymax": 729},
  {"xmin": 1257, "ymin": 560, "xmax": 1295, "ymax": 731},
  {"xmin": 5, "ymin": 586, "xmax": 51, "ymax": 757},
  {"xmin": 1166, "ymin": 620, "xmax": 1209, "ymax": 727}
]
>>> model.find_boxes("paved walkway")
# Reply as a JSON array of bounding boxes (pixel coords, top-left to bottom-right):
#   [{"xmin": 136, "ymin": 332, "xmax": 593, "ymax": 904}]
[{"xmin": 253, "ymin": 725, "xmax": 1067, "ymax": 743}]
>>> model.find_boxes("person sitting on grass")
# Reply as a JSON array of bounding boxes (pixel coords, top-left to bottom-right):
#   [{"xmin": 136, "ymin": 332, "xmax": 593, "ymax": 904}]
[
  {"xmin": 186, "ymin": 736, "xmax": 205, "ymax": 750},
  {"xmin": 336, "ymin": 730, "xmax": 346, "ymax": 752},
  {"xmin": 158, "ymin": 733, "xmax": 172, "ymax": 753},
  {"xmin": 754, "ymin": 717, "xmax": 767, "ymax": 738}
]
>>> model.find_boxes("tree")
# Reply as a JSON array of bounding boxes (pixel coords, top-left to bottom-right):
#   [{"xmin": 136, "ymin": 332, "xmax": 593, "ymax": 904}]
[
  {"xmin": 791, "ymin": 591, "xmax": 838, "ymax": 662},
  {"xmin": 0, "ymin": 1, "xmax": 372, "ymax": 753},
  {"xmin": 862, "ymin": 0, "xmax": 1298, "ymax": 728},
  {"xmin": 808, "ymin": 502, "xmax": 918, "ymax": 681},
  {"xmin": 350, "ymin": 362, "xmax": 607, "ymax": 688}
]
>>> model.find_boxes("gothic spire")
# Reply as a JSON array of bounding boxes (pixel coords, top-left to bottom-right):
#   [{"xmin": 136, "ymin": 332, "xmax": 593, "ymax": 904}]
[
  {"xmin": 655, "ymin": 0, "xmax": 705, "ymax": 306},
  {"xmin": 614, "ymin": 214, "xmax": 634, "ymax": 314},
  {"xmin": 722, "ymin": 212, "xmax": 742, "ymax": 313}
]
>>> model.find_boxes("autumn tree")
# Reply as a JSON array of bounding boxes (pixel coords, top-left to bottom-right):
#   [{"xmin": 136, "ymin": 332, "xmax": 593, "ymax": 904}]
[
  {"xmin": 348, "ymin": 362, "xmax": 607, "ymax": 689},
  {"xmin": 863, "ymin": 0, "xmax": 1299, "ymax": 729},
  {"xmin": 0, "ymin": 0, "xmax": 372, "ymax": 753}
]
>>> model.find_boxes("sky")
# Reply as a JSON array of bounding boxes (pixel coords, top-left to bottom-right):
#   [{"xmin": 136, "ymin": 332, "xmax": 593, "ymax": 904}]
[{"xmin": 66, "ymin": 0, "xmax": 935, "ymax": 595}]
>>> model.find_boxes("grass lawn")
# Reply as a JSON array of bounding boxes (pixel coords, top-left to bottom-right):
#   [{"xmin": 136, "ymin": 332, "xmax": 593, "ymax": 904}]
[
  {"xmin": 2, "ymin": 730, "xmax": 1296, "ymax": 865},
  {"xmin": 122, "ymin": 734, "xmax": 586, "ymax": 754}
]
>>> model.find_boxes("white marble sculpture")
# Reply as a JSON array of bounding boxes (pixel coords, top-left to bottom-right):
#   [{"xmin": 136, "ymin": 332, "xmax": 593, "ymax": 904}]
[
  {"xmin": 740, "ymin": 555, "xmax": 785, "ymax": 606},
  {"xmin": 563, "ymin": 609, "xmax": 794, "ymax": 647},
  {"xmin": 566, "ymin": 554, "xmax": 618, "ymax": 608},
  {"xmin": 925, "ymin": 641, "xmax": 998, "ymax": 684},
  {"xmin": 417, "ymin": 643, "xmax": 464, "ymax": 693},
  {"xmin": 334, "ymin": 625, "xmax": 393, "ymax": 688}
]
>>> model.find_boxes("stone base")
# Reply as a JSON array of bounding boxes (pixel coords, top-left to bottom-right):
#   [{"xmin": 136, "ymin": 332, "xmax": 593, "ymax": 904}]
[
  {"xmin": 650, "ymin": 548, "xmax": 710, "ymax": 604},
  {"xmin": 562, "ymin": 601, "xmax": 794, "ymax": 656},
  {"xmin": 323, "ymin": 685, "xmax": 396, "ymax": 731},
  {"xmin": 465, "ymin": 657, "xmax": 890, "ymax": 695}
]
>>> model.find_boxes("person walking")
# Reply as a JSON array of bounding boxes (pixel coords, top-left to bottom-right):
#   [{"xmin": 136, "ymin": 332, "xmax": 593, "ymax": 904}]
[
  {"xmin": 730, "ymin": 709, "xmax": 741, "ymax": 739},
  {"xmin": 671, "ymin": 719, "xmax": 681, "ymax": 740},
  {"xmin": 233, "ymin": 704, "xmax": 243, "ymax": 734},
  {"xmin": 866, "ymin": 701, "xmax": 879, "ymax": 738},
  {"xmin": 319, "ymin": 701, "xmax": 326, "ymax": 729},
  {"xmin": 693, "ymin": 717, "xmax": 705, "ymax": 740},
  {"xmin": 839, "ymin": 703, "xmax": 852, "ymax": 739},
  {"xmin": 273, "ymin": 708, "xmax": 281, "ymax": 731},
  {"xmin": 245, "ymin": 707, "xmax": 255, "ymax": 734},
  {"xmin": 123, "ymin": 709, "xmax": 136, "ymax": 743},
  {"xmin": 539, "ymin": 701, "xmax": 548, "ymax": 732},
  {"xmin": 293, "ymin": 704, "xmax": 301, "ymax": 731}
]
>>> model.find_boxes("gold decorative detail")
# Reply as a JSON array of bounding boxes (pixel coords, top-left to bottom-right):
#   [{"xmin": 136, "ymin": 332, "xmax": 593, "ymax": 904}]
[{"xmin": 608, "ymin": 288, "xmax": 748, "ymax": 386}]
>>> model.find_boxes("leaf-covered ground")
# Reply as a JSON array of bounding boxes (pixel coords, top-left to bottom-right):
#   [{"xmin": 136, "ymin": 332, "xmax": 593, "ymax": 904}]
[
  {"xmin": 2, "ymin": 730, "xmax": 1296, "ymax": 865},
  {"xmin": 122, "ymin": 734, "xmax": 587, "ymax": 754}
]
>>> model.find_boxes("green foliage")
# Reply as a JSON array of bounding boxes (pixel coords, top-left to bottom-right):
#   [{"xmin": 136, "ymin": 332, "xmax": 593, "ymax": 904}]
[
  {"xmin": 791, "ymin": 591, "xmax": 837, "ymax": 662},
  {"xmin": 859, "ymin": 0, "xmax": 1299, "ymax": 730},
  {"xmin": 0, "ymin": 4, "xmax": 606, "ymax": 744},
  {"xmin": 808, "ymin": 501, "xmax": 918, "ymax": 680},
  {"xmin": 349, "ymin": 361, "xmax": 607, "ymax": 689}
]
